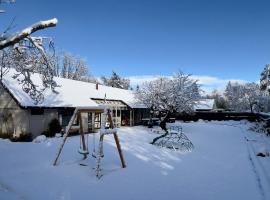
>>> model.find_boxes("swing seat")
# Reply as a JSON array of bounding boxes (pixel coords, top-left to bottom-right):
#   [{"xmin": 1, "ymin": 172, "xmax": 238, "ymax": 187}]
[
  {"xmin": 78, "ymin": 148, "xmax": 89, "ymax": 155},
  {"xmin": 92, "ymin": 152, "xmax": 104, "ymax": 158}
]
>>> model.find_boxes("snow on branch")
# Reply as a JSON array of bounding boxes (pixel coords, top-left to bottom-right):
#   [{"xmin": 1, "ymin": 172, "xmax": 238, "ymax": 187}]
[{"xmin": 0, "ymin": 18, "xmax": 58, "ymax": 50}]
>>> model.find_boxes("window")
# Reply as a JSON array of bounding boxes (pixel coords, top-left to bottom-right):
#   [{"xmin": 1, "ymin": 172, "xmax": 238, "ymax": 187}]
[
  {"xmin": 88, "ymin": 112, "xmax": 93, "ymax": 132},
  {"xmin": 94, "ymin": 113, "xmax": 101, "ymax": 129}
]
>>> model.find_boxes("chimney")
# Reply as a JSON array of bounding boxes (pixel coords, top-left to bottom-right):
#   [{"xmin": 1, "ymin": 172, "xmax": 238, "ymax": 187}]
[{"xmin": 96, "ymin": 82, "xmax": 99, "ymax": 90}]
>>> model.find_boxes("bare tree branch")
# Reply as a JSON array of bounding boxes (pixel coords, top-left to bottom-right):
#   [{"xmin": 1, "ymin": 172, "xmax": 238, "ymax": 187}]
[{"xmin": 0, "ymin": 18, "xmax": 58, "ymax": 50}]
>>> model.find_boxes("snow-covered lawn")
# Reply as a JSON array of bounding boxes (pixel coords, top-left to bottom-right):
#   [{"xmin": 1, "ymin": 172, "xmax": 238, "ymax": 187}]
[{"xmin": 0, "ymin": 121, "xmax": 269, "ymax": 200}]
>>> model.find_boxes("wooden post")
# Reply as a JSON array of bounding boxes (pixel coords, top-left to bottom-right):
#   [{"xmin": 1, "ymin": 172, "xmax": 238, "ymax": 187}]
[
  {"xmin": 130, "ymin": 109, "xmax": 133, "ymax": 126},
  {"xmin": 113, "ymin": 133, "xmax": 126, "ymax": 168},
  {"xmin": 53, "ymin": 108, "xmax": 78, "ymax": 166},
  {"xmin": 79, "ymin": 112, "xmax": 88, "ymax": 160},
  {"xmin": 107, "ymin": 109, "xmax": 126, "ymax": 168},
  {"xmin": 53, "ymin": 108, "xmax": 104, "ymax": 166}
]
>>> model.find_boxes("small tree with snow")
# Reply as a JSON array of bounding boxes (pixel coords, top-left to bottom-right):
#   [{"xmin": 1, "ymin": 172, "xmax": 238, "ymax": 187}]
[
  {"xmin": 242, "ymin": 83, "xmax": 262, "ymax": 112},
  {"xmin": 206, "ymin": 89, "xmax": 227, "ymax": 109},
  {"xmin": 136, "ymin": 71, "xmax": 200, "ymax": 145},
  {"xmin": 224, "ymin": 81, "xmax": 243, "ymax": 111}
]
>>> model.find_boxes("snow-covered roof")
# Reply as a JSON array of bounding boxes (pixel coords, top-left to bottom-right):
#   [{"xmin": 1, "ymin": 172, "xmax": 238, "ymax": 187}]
[
  {"xmin": 2, "ymin": 69, "xmax": 145, "ymax": 109},
  {"xmin": 194, "ymin": 99, "xmax": 215, "ymax": 110}
]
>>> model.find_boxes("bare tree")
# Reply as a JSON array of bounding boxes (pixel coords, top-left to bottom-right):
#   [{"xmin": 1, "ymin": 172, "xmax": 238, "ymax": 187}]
[
  {"xmin": 59, "ymin": 52, "xmax": 94, "ymax": 82},
  {"xmin": 0, "ymin": 2, "xmax": 58, "ymax": 104}
]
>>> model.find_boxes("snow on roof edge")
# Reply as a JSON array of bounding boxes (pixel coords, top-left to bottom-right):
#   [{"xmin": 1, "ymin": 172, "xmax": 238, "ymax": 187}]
[{"xmin": 2, "ymin": 69, "xmax": 146, "ymax": 109}]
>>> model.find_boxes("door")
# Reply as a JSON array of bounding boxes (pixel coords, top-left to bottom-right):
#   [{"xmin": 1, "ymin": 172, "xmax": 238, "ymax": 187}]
[{"xmin": 30, "ymin": 114, "xmax": 44, "ymax": 137}]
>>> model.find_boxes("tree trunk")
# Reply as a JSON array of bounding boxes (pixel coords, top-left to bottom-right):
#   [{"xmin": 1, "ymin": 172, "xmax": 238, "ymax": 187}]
[
  {"xmin": 150, "ymin": 111, "xmax": 170, "ymax": 145},
  {"xmin": 148, "ymin": 106, "xmax": 154, "ymax": 128}
]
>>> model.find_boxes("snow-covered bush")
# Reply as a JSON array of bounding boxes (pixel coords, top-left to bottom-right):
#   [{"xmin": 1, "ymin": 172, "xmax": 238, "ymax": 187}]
[
  {"xmin": 256, "ymin": 146, "xmax": 269, "ymax": 157},
  {"xmin": 33, "ymin": 135, "xmax": 46, "ymax": 143},
  {"xmin": 55, "ymin": 133, "xmax": 62, "ymax": 138},
  {"xmin": 248, "ymin": 120, "xmax": 270, "ymax": 137}
]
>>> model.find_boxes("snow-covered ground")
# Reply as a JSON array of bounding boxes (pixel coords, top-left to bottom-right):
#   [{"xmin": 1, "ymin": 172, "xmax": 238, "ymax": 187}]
[{"xmin": 0, "ymin": 120, "xmax": 269, "ymax": 200}]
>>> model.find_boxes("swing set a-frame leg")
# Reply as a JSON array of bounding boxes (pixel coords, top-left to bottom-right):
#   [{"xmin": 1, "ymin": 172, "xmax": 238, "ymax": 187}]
[
  {"xmin": 107, "ymin": 109, "xmax": 126, "ymax": 168},
  {"xmin": 78, "ymin": 112, "xmax": 88, "ymax": 160},
  {"xmin": 96, "ymin": 132, "xmax": 126, "ymax": 178},
  {"xmin": 53, "ymin": 110, "xmax": 89, "ymax": 166},
  {"xmin": 113, "ymin": 133, "xmax": 126, "ymax": 168},
  {"xmin": 53, "ymin": 108, "xmax": 78, "ymax": 166}
]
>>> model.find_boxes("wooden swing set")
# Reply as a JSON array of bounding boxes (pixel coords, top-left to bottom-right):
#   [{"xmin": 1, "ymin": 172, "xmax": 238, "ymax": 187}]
[{"xmin": 53, "ymin": 107, "xmax": 126, "ymax": 178}]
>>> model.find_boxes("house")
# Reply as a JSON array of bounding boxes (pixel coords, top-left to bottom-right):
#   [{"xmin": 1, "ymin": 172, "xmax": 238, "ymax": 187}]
[
  {"xmin": 0, "ymin": 69, "xmax": 148, "ymax": 138},
  {"xmin": 194, "ymin": 99, "xmax": 215, "ymax": 112}
]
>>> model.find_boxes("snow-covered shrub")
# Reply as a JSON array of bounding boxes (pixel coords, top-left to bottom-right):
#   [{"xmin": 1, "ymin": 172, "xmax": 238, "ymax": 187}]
[
  {"xmin": 55, "ymin": 133, "xmax": 62, "ymax": 138},
  {"xmin": 248, "ymin": 121, "xmax": 270, "ymax": 136},
  {"xmin": 45, "ymin": 118, "xmax": 62, "ymax": 137},
  {"xmin": 256, "ymin": 146, "xmax": 269, "ymax": 157},
  {"xmin": 33, "ymin": 135, "xmax": 46, "ymax": 143}
]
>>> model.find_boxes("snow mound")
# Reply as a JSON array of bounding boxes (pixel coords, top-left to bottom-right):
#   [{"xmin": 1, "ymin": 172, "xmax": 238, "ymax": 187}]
[
  {"xmin": 257, "ymin": 146, "xmax": 270, "ymax": 157},
  {"xmin": 55, "ymin": 133, "xmax": 62, "ymax": 138},
  {"xmin": 33, "ymin": 135, "xmax": 47, "ymax": 143}
]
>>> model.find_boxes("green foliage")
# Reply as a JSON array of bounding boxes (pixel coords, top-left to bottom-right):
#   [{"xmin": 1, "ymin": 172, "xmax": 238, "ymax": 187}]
[{"xmin": 45, "ymin": 118, "xmax": 61, "ymax": 137}]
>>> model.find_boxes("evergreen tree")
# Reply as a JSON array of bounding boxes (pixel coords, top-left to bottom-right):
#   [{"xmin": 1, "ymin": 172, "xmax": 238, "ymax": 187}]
[
  {"xmin": 260, "ymin": 64, "xmax": 270, "ymax": 95},
  {"xmin": 101, "ymin": 71, "xmax": 130, "ymax": 89}
]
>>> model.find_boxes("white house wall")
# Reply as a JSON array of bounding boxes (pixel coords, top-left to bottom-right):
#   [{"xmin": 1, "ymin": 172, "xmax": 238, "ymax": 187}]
[
  {"xmin": 0, "ymin": 84, "xmax": 59, "ymax": 138},
  {"xmin": 28, "ymin": 109, "xmax": 58, "ymax": 137},
  {"xmin": 0, "ymin": 84, "xmax": 30, "ymax": 136}
]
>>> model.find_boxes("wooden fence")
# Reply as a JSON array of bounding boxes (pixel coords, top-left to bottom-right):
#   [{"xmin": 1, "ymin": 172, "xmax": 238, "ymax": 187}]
[{"xmin": 175, "ymin": 111, "xmax": 258, "ymax": 121}]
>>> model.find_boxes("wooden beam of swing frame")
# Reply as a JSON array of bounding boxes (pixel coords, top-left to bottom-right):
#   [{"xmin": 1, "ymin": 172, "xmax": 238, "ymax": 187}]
[
  {"xmin": 78, "ymin": 112, "xmax": 88, "ymax": 160},
  {"xmin": 53, "ymin": 106, "xmax": 126, "ymax": 169},
  {"xmin": 107, "ymin": 109, "xmax": 126, "ymax": 168},
  {"xmin": 53, "ymin": 108, "xmax": 104, "ymax": 166}
]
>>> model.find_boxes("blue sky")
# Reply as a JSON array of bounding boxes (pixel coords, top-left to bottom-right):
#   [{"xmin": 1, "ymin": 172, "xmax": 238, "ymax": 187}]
[{"xmin": 1, "ymin": 0, "xmax": 269, "ymax": 91}]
